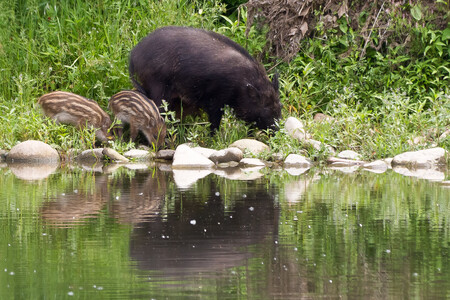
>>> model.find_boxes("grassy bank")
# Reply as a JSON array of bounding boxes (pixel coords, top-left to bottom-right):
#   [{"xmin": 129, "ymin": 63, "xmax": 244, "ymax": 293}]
[{"xmin": 0, "ymin": 0, "xmax": 449, "ymax": 161}]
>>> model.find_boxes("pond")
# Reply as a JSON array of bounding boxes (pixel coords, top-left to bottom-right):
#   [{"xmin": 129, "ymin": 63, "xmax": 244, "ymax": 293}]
[{"xmin": 0, "ymin": 162, "xmax": 449, "ymax": 299}]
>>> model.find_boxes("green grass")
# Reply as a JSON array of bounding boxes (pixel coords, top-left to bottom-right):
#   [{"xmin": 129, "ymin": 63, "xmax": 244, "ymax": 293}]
[{"xmin": 0, "ymin": 0, "xmax": 449, "ymax": 160}]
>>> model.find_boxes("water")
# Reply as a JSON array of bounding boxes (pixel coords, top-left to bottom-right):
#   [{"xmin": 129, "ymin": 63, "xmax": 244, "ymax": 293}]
[{"xmin": 0, "ymin": 162, "xmax": 449, "ymax": 299}]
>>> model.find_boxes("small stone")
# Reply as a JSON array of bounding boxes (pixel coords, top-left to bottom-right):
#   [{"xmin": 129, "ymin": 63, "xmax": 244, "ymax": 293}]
[
  {"xmin": 156, "ymin": 149, "xmax": 175, "ymax": 160},
  {"xmin": 284, "ymin": 154, "xmax": 312, "ymax": 167},
  {"xmin": 123, "ymin": 149, "xmax": 153, "ymax": 160},
  {"xmin": 209, "ymin": 147, "xmax": 243, "ymax": 164},
  {"xmin": 363, "ymin": 160, "xmax": 388, "ymax": 173},
  {"xmin": 285, "ymin": 117, "xmax": 310, "ymax": 141},
  {"xmin": 337, "ymin": 150, "xmax": 362, "ymax": 160},
  {"xmin": 75, "ymin": 148, "xmax": 105, "ymax": 163},
  {"xmin": 327, "ymin": 157, "xmax": 366, "ymax": 166},
  {"xmin": 230, "ymin": 139, "xmax": 269, "ymax": 155},
  {"xmin": 103, "ymin": 148, "xmax": 129, "ymax": 162},
  {"xmin": 239, "ymin": 158, "xmax": 267, "ymax": 167}
]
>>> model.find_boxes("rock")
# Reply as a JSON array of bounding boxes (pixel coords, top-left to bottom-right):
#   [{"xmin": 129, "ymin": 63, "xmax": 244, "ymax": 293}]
[
  {"xmin": 216, "ymin": 161, "xmax": 240, "ymax": 168},
  {"xmin": 327, "ymin": 157, "xmax": 366, "ymax": 166},
  {"xmin": 172, "ymin": 144, "xmax": 215, "ymax": 169},
  {"xmin": 439, "ymin": 128, "xmax": 450, "ymax": 140},
  {"xmin": 213, "ymin": 167, "xmax": 242, "ymax": 180},
  {"xmin": 123, "ymin": 149, "xmax": 154, "ymax": 160},
  {"xmin": 284, "ymin": 154, "xmax": 312, "ymax": 167},
  {"xmin": 329, "ymin": 165, "xmax": 359, "ymax": 173},
  {"xmin": 392, "ymin": 147, "xmax": 448, "ymax": 168},
  {"xmin": 6, "ymin": 140, "xmax": 60, "ymax": 163},
  {"xmin": 9, "ymin": 162, "xmax": 58, "ymax": 181},
  {"xmin": 124, "ymin": 163, "xmax": 152, "ymax": 170},
  {"xmin": 393, "ymin": 166, "xmax": 445, "ymax": 181},
  {"xmin": 285, "ymin": 117, "xmax": 310, "ymax": 141},
  {"xmin": 271, "ymin": 152, "xmax": 284, "ymax": 161},
  {"xmin": 75, "ymin": 148, "xmax": 105, "ymax": 164},
  {"xmin": 173, "ymin": 169, "xmax": 212, "ymax": 189},
  {"xmin": 230, "ymin": 139, "xmax": 269, "ymax": 155},
  {"xmin": 103, "ymin": 148, "xmax": 129, "ymax": 162},
  {"xmin": 313, "ymin": 113, "xmax": 334, "ymax": 122},
  {"xmin": 209, "ymin": 147, "xmax": 243, "ymax": 164},
  {"xmin": 192, "ymin": 146, "xmax": 217, "ymax": 158},
  {"xmin": 239, "ymin": 158, "xmax": 267, "ymax": 167},
  {"xmin": 337, "ymin": 150, "xmax": 362, "ymax": 160},
  {"xmin": 156, "ymin": 149, "xmax": 175, "ymax": 160},
  {"xmin": 237, "ymin": 166, "xmax": 265, "ymax": 180},
  {"xmin": 304, "ymin": 139, "xmax": 336, "ymax": 155},
  {"xmin": 363, "ymin": 160, "xmax": 388, "ymax": 173}
]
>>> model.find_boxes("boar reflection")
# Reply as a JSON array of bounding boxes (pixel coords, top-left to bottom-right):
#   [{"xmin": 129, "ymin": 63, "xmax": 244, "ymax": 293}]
[
  {"xmin": 130, "ymin": 180, "xmax": 279, "ymax": 276},
  {"xmin": 40, "ymin": 168, "xmax": 167, "ymax": 226}
]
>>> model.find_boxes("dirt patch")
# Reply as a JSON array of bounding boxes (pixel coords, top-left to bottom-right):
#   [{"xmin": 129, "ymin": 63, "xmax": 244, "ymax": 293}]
[{"xmin": 244, "ymin": 0, "xmax": 449, "ymax": 61}]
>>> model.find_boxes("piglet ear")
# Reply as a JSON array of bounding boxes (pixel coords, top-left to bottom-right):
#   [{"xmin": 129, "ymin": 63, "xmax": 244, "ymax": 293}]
[{"xmin": 272, "ymin": 73, "xmax": 279, "ymax": 92}]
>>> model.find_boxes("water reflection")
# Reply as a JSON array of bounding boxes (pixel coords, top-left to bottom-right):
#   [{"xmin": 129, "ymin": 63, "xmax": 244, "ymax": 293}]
[{"xmin": 130, "ymin": 179, "xmax": 279, "ymax": 276}]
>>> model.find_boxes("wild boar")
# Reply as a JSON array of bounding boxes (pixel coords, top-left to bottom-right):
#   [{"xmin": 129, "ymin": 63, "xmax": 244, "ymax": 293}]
[
  {"xmin": 108, "ymin": 90, "xmax": 166, "ymax": 148},
  {"xmin": 129, "ymin": 26, "xmax": 281, "ymax": 132},
  {"xmin": 38, "ymin": 91, "xmax": 113, "ymax": 142}
]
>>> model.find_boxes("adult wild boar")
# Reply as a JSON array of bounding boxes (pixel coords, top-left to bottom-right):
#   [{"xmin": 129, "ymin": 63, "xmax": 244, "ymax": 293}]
[{"xmin": 129, "ymin": 26, "xmax": 281, "ymax": 132}]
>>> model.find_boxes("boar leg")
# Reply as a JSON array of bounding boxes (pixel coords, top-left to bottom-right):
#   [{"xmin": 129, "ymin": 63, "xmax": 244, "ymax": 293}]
[
  {"xmin": 129, "ymin": 122, "xmax": 139, "ymax": 142},
  {"xmin": 207, "ymin": 106, "xmax": 224, "ymax": 133}
]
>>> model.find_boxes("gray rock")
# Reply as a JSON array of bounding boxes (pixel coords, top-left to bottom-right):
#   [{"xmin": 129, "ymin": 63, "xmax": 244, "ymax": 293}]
[
  {"xmin": 239, "ymin": 158, "xmax": 267, "ymax": 167},
  {"xmin": 75, "ymin": 148, "xmax": 105, "ymax": 164},
  {"xmin": 285, "ymin": 117, "xmax": 310, "ymax": 141},
  {"xmin": 392, "ymin": 147, "xmax": 448, "ymax": 168},
  {"xmin": 337, "ymin": 150, "xmax": 362, "ymax": 160},
  {"xmin": 156, "ymin": 149, "xmax": 175, "ymax": 160},
  {"xmin": 9, "ymin": 162, "xmax": 58, "ymax": 181},
  {"xmin": 230, "ymin": 139, "xmax": 269, "ymax": 155},
  {"xmin": 6, "ymin": 140, "xmax": 60, "ymax": 163},
  {"xmin": 284, "ymin": 154, "xmax": 312, "ymax": 167},
  {"xmin": 172, "ymin": 144, "xmax": 215, "ymax": 169},
  {"xmin": 209, "ymin": 147, "xmax": 243, "ymax": 164},
  {"xmin": 103, "ymin": 148, "xmax": 129, "ymax": 162}
]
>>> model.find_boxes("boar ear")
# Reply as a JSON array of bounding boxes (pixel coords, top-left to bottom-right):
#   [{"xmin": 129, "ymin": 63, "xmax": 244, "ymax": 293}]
[
  {"xmin": 272, "ymin": 73, "xmax": 279, "ymax": 92},
  {"xmin": 246, "ymin": 83, "xmax": 259, "ymax": 99}
]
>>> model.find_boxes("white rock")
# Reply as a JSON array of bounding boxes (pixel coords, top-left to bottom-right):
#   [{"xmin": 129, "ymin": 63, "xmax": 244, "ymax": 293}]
[
  {"xmin": 229, "ymin": 139, "xmax": 269, "ymax": 155},
  {"xmin": 209, "ymin": 147, "xmax": 244, "ymax": 164},
  {"xmin": 392, "ymin": 147, "xmax": 448, "ymax": 168},
  {"xmin": 285, "ymin": 117, "xmax": 310, "ymax": 140},
  {"xmin": 239, "ymin": 158, "xmax": 266, "ymax": 167},
  {"xmin": 284, "ymin": 154, "xmax": 312, "ymax": 167},
  {"xmin": 304, "ymin": 139, "xmax": 336, "ymax": 155},
  {"xmin": 337, "ymin": 150, "xmax": 362, "ymax": 160},
  {"xmin": 172, "ymin": 144, "xmax": 215, "ymax": 169},
  {"xmin": 192, "ymin": 146, "xmax": 217, "ymax": 158},
  {"xmin": 327, "ymin": 157, "xmax": 365, "ymax": 166},
  {"xmin": 6, "ymin": 140, "xmax": 59, "ymax": 163}
]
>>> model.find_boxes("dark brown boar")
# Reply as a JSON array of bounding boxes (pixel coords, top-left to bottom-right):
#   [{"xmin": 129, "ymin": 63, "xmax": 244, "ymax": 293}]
[
  {"xmin": 38, "ymin": 91, "xmax": 113, "ymax": 142},
  {"xmin": 108, "ymin": 90, "xmax": 166, "ymax": 148},
  {"xmin": 129, "ymin": 26, "xmax": 281, "ymax": 132}
]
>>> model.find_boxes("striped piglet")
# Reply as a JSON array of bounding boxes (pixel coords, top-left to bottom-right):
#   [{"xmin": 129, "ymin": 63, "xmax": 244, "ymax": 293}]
[
  {"xmin": 38, "ymin": 91, "xmax": 113, "ymax": 142},
  {"xmin": 108, "ymin": 90, "xmax": 166, "ymax": 148}
]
